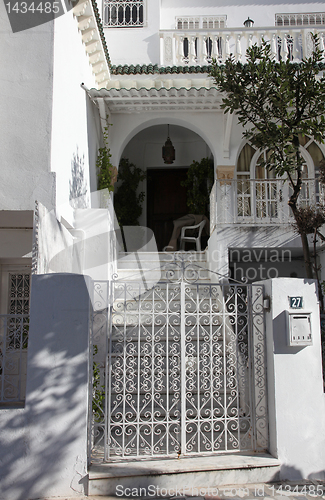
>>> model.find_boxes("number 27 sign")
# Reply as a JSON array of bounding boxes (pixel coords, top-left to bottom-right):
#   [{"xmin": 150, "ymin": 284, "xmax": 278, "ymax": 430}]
[{"xmin": 289, "ymin": 296, "xmax": 303, "ymax": 309}]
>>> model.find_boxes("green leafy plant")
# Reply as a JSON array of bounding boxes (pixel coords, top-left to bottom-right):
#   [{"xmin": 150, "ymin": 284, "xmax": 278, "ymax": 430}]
[
  {"xmin": 209, "ymin": 34, "xmax": 325, "ymax": 278},
  {"xmin": 92, "ymin": 345, "xmax": 105, "ymax": 423},
  {"xmin": 114, "ymin": 158, "xmax": 146, "ymax": 226},
  {"xmin": 97, "ymin": 126, "xmax": 116, "ymax": 193},
  {"xmin": 181, "ymin": 157, "xmax": 214, "ymax": 216}
]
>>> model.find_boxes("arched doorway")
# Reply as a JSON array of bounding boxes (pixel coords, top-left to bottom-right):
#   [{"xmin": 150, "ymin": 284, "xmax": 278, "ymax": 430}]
[{"xmin": 119, "ymin": 124, "xmax": 213, "ymax": 251}]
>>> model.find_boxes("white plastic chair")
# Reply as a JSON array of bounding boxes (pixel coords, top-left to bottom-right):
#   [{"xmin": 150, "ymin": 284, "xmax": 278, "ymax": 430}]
[{"xmin": 180, "ymin": 220, "xmax": 206, "ymax": 251}]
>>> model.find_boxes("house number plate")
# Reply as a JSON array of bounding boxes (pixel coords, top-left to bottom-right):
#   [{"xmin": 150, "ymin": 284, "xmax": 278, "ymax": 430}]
[{"xmin": 289, "ymin": 296, "xmax": 303, "ymax": 309}]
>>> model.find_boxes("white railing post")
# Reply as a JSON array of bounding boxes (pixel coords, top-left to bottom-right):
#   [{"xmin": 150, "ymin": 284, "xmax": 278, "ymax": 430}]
[
  {"xmin": 236, "ymin": 34, "xmax": 242, "ymax": 61},
  {"xmin": 271, "ymin": 33, "xmax": 278, "ymax": 60},
  {"xmin": 189, "ymin": 35, "xmax": 196, "ymax": 64},
  {"xmin": 282, "ymin": 34, "xmax": 289, "ymax": 61}
]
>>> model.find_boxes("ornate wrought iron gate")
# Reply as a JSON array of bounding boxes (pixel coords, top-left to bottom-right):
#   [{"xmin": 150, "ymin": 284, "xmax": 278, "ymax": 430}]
[{"xmin": 91, "ymin": 263, "xmax": 268, "ymax": 462}]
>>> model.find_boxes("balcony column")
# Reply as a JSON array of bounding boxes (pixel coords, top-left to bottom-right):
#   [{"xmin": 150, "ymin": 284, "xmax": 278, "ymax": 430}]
[
  {"xmin": 216, "ymin": 165, "xmax": 236, "ymax": 223},
  {"xmin": 282, "ymin": 34, "xmax": 289, "ymax": 61},
  {"xmin": 213, "ymin": 35, "xmax": 221, "ymax": 60},
  {"xmin": 189, "ymin": 35, "xmax": 196, "ymax": 65},
  {"xmin": 225, "ymin": 35, "xmax": 230, "ymax": 59},
  {"xmin": 177, "ymin": 35, "xmax": 185, "ymax": 64},
  {"xmin": 236, "ymin": 34, "xmax": 242, "ymax": 61},
  {"xmin": 202, "ymin": 35, "xmax": 208, "ymax": 65},
  {"xmin": 271, "ymin": 33, "xmax": 278, "ymax": 60}
]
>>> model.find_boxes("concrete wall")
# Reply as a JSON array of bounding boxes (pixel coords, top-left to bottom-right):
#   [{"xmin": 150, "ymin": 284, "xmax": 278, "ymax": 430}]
[
  {"xmin": 262, "ymin": 278, "xmax": 325, "ymax": 480},
  {"xmin": 0, "ymin": 274, "xmax": 91, "ymax": 500}
]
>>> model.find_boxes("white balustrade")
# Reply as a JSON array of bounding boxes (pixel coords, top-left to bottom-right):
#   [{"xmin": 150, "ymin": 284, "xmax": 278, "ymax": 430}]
[
  {"xmin": 214, "ymin": 178, "xmax": 320, "ymax": 225},
  {"xmin": 160, "ymin": 28, "xmax": 325, "ymax": 66}
]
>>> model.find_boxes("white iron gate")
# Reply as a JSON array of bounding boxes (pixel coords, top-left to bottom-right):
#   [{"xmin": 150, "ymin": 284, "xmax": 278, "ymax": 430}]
[{"xmin": 90, "ymin": 263, "xmax": 268, "ymax": 462}]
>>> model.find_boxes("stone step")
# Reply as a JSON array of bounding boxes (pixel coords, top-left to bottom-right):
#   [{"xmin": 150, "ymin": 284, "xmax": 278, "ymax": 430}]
[
  {"xmin": 88, "ymin": 453, "xmax": 280, "ymax": 496},
  {"xmin": 114, "ymin": 270, "xmax": 211, "ymax": 282},
  {"xmin": 118, "ymin": 251, "xmax": 207, "ymax": 264}
]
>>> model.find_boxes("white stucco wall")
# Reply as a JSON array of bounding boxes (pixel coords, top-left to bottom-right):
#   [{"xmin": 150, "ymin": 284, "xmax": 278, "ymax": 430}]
[
  {"xmin": 0, "ymin": 274, "xmax": 91, "ymax": 500},
  {"xmin": 36, "ymin": 202, "xmax": 75, "ymax": 274},
  {"xmin": 103, "ymin": 0, "xmax": 160, "ymax": 65},
  {"xmin": 0, "ymin": 1, "xmax": 55, "ymax": 212},
  {"xmin": 261, "ymin": 278, "xmax": 325, "ymax": 480},
  {"xmin": 50, "ymin": 9, "xmax": 102, "ymax": 211},
  {"xmin": 160, "ymin": 0, "xmax": 325, "ymax": 30}
]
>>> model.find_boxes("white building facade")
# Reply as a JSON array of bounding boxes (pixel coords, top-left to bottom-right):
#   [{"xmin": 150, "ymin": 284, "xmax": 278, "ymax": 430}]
[{"xmin": 0, "ymin": 0, "xmax": 325, "ymax": 498}]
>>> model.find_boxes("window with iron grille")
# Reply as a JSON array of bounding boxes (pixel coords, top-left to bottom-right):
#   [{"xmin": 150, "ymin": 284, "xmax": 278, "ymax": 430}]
[
  {"xmin": 8, "ymin": 273, "xmax": 30, "ymax": 350},
  {"xmin": 176, "ymin": 16, "xmax": 227, "ymax": 30},
  {"xmin": 275, "ymin": 12, "xmax": 325, "ymax": 26},
  {"xmin": 8, "ymin": 274, "xmax": 30, "ymax": 316},
  {"xmin": 103, "ymin": 0, "xmax": 144, "ymax": 27}
]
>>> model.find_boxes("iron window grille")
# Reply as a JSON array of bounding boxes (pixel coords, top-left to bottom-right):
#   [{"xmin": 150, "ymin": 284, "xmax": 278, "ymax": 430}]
[
  {"xmin": 103, "ymin": 0, "xmax": 145, "ymax": 27},
  {"xmin": 275, "ymin": 12, "xmax": 325, "ymax": 26}
]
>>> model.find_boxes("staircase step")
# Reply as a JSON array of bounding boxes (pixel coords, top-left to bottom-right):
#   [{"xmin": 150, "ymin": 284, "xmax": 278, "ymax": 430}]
[
  {"xmin": 88, "ymin": 453, "xmax": 280, "ymax": 496},
  {"xmin": 118, "ymin": 251, "xmax": 207, "ymax": 263}
]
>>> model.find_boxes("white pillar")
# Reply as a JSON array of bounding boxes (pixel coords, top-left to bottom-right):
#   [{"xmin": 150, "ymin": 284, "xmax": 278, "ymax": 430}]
[{"xmin": 261, "ymin": 278, "xmax": 325, "ymax": 480}]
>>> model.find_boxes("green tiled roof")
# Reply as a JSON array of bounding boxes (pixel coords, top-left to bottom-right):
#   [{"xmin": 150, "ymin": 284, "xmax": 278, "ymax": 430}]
[{"xmin": 111, "ymin": 64, "xmax": 212, "ymax": 75}]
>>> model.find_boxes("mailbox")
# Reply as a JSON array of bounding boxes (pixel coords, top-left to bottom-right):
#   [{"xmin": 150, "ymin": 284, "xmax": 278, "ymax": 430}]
[{"xmin": 287, "ymin": 312, "xmax": 312, "ymax": 346}]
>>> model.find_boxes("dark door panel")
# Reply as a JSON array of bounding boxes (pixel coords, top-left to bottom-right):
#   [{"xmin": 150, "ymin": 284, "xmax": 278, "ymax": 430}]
[{"xmin": 147, "ymin": 168, "xmax": 188, "ymax": 251}]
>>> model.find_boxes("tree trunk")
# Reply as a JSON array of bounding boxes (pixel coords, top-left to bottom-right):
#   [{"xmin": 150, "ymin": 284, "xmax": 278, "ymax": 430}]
[{"xmin": 288, "ymin": 149, "xmax": 314, "ymax": 279}]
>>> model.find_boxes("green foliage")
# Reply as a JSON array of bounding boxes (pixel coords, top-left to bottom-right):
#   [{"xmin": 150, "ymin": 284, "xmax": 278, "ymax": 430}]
[
  {"xmin": 114, "ymin": 158, "xmax": 146, "ymax": 226},
  {"xmin": 181, "ymin": 157, "xmax": 214, "ymax": 216},
  {"xmin": 97, "ymin": 126, "xmax": 116, "ymax": 192},
  {"xmin": 210, "ymin": 34, "xmax": 325, "ymax": 178},
  {"xmin": 92, "ymin": 345, "xmax": 105, "ymax": 423},
  {"xmin": 209, "ymin": 34, "xmax": 325, "ymax": 278}
]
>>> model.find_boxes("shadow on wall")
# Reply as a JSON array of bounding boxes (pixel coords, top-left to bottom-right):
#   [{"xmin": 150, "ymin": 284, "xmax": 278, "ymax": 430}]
[
  {"xmin": 0, "ymin": 357, "xmax": 88, "ymax": 500},
  {"xmin": 280, "ymin": 465, "xmax": 325, "ymax": 482},
  {"xmin": 0, "ymin": 274, "xmax": 90, "ymax": 500},
  {"xmin": 69, "ymin": 148, "xmax": 88, "ymax": 209}
]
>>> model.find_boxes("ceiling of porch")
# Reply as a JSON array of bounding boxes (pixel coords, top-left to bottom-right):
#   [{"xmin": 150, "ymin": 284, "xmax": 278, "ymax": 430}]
[{"xmin": 86, "ymin": 81, "xmax": 223, "ymax": 113}]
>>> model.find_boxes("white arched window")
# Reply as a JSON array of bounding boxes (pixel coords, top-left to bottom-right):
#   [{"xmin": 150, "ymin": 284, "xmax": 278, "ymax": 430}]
[
  {"xmin": 235, "ymin": 137, "xmax": 325, "ymax": 220},
  {"xmin": 103, "ymin": 0, "xmax": 144, "ymax": 27}
]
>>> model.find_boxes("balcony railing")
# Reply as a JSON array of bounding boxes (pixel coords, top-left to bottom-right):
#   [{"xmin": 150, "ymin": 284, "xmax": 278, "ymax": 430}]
[
  {"xmin": 0, "ymin": 315, "xmax": 29, "ymax": 406},
  {"xmin": 211, "ymin": 178, "xmax": 325, "ymax": 225},
  {"xmin": 160, "ymin": 27, "xmax": 325, "ymax": 67}
]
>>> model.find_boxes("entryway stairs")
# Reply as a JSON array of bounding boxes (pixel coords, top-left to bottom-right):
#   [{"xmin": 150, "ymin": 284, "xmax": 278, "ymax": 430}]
[
  {"xmin": 115, "ymin": 250, "xmax": 210, "ymax": 282},
  {"xmin": 88, "ymin": 453, "xmax": 280, "ymax": 496}
]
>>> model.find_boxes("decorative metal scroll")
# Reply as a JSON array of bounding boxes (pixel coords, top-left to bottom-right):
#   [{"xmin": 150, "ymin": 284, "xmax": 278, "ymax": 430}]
[
  {"xmin": 0, "ymin": 314, "xmax": 29, "ymax": 404},
  {"xmin": 90, "ymin": 261, "xmax": 268, "ymax": 461}
]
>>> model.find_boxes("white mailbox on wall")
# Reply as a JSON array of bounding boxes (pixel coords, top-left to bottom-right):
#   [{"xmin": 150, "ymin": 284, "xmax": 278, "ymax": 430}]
[{"xmin": 287, "ymin": 312, "xmax": 312, "ymax": 346}]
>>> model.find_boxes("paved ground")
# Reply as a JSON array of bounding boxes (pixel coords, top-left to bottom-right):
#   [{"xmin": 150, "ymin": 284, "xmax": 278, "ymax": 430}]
[{"xmin": 40, "ymin": 480, "xmax": 325, "ymax": 500}]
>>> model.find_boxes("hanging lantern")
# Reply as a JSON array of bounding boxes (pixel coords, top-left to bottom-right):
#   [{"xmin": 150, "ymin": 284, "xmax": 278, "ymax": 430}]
[
  {"xmin": 243, "ymin": 17, "xmax": 254, "ymax": 28},
  {"xmin": 162, "ymin": 124, "xmax": 175, "ymax": 164}
]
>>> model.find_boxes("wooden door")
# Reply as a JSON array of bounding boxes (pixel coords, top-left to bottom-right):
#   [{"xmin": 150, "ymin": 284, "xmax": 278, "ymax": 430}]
[{"xmin": 147, "ymin": 168, "xmax": 188, "ymax": 251}]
